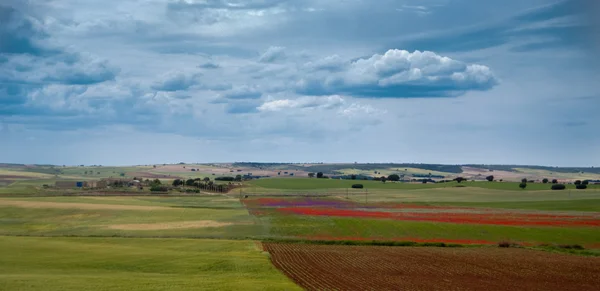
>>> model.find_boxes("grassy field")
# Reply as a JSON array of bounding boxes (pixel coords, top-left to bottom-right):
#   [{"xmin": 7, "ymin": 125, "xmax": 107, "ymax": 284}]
[
  {"xmin": 0, "ymin": 196, "xmax": 263, "ymax": 238},
  {"xmin": 0, "ymin": 236, "xmax": 300, "ymax": 291},
  {"xmin": 248, "ymin": 178, "xmax": 600, "ymax": 191},
  {"xmin": 421, "ymin": 199, "xmax": 600, "ymax": 212},
  {"xmin": 258, "ymin": 212, "xmax": 600, "ymax": 247}
]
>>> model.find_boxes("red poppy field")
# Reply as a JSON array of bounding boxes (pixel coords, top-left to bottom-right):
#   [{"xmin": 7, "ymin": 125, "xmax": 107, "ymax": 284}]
[{"xmin": 244, "ymin": 197, "xmax": 600, "ymax": 246}]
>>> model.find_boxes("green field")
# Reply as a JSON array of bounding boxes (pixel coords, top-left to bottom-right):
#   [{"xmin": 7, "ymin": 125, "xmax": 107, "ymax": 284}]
[
  {"xmin": 0, "ymin": 236, "xmax": 300, "ymax": 291},
  {"xmin": 1, "ymin": 164, "xmax": 599, "ymax": 289},
  {"xmin": 0, "ymin": 196, "xmax": 262, "ymax": 238},
  {"xmin": 421, "ymin": 199, "xmax": 600, "ymax": 212},
  {"xmin": 261, "ymin": 214, "xmax": 600, "ymax": 246},
  {"xmin": 248, "ymin": 178, "xmax": 600, "ymax": 191}
]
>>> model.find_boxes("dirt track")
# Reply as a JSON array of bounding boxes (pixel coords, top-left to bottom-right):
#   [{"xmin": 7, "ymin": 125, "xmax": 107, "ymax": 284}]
[
  {"xmin": 264, "ymin": 243, "xmax": 600, "ymax": 291},
  {"xmin": 0, "ymin": 199, "xmax": 172, "ymax": 211}
]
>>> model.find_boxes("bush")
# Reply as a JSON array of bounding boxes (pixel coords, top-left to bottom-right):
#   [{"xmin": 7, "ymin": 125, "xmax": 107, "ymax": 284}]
[
  {"xmin": 552, "ymin": 179, "xmax": 558, "ymax": 184},
  {"xmin": 521, "ymin": 178, "xmax": 527, "ymax": 183},
  {"xmin": 150, "ymin": 185, "xmax": 169, "ymax": 192},
  {"xmin": 351, "ymin": 184, "xmax": 364, "ymax": 189},
  {"xmin": 485, "ymin": 175, "xmax": 494, "ymax": 182},
  {"xmin": 582, "ymin": 180, "xmax": 589, "ymax": 185},
  {"xmin": 215, "ymin": 176, "xmax": 235, "ymax": 181},
  {"xmin": 574, "ymin": 180, "xmax": 582, "ymax": 185},
  {"xmin": 542, "ymin": 178, "xmax": 549, "ymax": 184},
  {"xmin": 576, "ymin": 184, "xmax": 587, "ymax": 190},
  {"xmin": 558, "ymin": 244, "xmax": 584, "ymax": 250},
  {"xmin": 498, "ymin": 241, "xmax": 520, "ymax": 248},
  {"xmin": 551, "ymin": 184, "xmax": 566, "ymax": 190},
  {"xmin": 519, "ymin": 182, "xmax": 527, "ymax": 189}
]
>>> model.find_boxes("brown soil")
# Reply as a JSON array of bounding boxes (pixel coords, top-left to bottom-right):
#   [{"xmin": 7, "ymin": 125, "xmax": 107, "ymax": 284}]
[
  {"xmin": 0, "ymin": 199, "xmax": 172, "ymax": 211},
  {"xmin": 264, "ymin": 243, "xmax": 600, "ymax": 291},
  {"xmin": 108, "ymin": 220, "xmax": 233, "ymax": 230}
]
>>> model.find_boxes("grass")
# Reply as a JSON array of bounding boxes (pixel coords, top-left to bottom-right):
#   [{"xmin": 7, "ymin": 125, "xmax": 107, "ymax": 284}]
[
  {"xmin": 0, "ymin": 236, "xmax": 301, "ymax": 290},
  {"xmin": 247, "ymin": 178, "xmax": 600, "ymax": 191},
  {"xmin": 260, "ymin": 214, "xmax": 600, "ymax": 247},
  {"xmin": 0, "ymin": 197, "xmax": 261, "ymax": 238},
  {"xmin": 420, "ymin": 199, "xmax": 600, "ymax": 212}
]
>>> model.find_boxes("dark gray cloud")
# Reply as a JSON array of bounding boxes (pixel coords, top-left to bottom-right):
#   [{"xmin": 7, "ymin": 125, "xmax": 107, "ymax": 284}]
[
  {"xmin": 198, "ymin": 62, "xmax": 220, "ymax": 69},
  {"xmin": 151, "ymin": 71, "xmax": 201, "ymax": 92},
  {"xmin": 391, "ymin": 0, "xmax": 593, "ymax": 53}
]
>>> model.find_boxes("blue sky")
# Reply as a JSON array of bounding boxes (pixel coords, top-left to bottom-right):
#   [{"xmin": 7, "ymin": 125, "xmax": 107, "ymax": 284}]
[{"xmin": 1, "ymin": 0, "xmax": 599, "ymax": 166}]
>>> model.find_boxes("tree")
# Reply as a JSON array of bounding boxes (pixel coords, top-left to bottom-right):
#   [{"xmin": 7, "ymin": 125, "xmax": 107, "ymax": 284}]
[
  {"xmin": 350, "ymin": 174, "xmax": 357, "ymax": 180},
  {"xmin": 576, "ymin": 184, "xmax": 588, "ymax": 190},
  {"xmin": 521, "ymin": 178, "xmax": 527, "ymax": 183},
  {"xmin": 317, "ymin": 172, "xmax": 324, "ymax": 179},
  {"xmin": 387, "ymin": 174, "xmax": 400, "ymax": 182},
  {"xmin": 552, "ymin": 179, "xmax": 558, "ymax": 184},
  {"xmin": 519, "ymin": 182, "xmax": 527, "ymax": 189},
  {"xmin": 551, "ymin": 184, "xmax": 566, "ymax": 190},
  {"xmin": 172, "ymin": 179, "xmax": 183, "ymax": 186},
  {"xmin": 542, "ymin": 178, "xmax": 549, "ymax": 184},
  {"xmin": 486, "ymin": 175, "xmax": 494, "ymax": 182},
  {"xmin": 454, "ymin": 177, "xmax": 466, "ymax": 183},
  {"xmin": 152, "ymin": 179, "xmax": 161, "ymax": 186},
  {"xmin": 582, "ymin": 180, "xmax": 590, "ymax": 185},
  {"xmin": 574, "ymin": 180, "xmax": 582, "ymax": 185},
  {"xmin": 203, "ymin": 177, "xmax": 210, "ymax": 182},
  {"xmin": 380, "ymin": 176, "xmax": 387, "ymax": 183},
  {"xmin": 308, "ymin": 173, "xmax": 315, "ymax": 178},
  {"xmin": 185, "ymin": 179, "xmax": 195, "ymax": 186},
  {"xmin": 235, "ymin": 175, "xmax": 242, "ymax": 182}
]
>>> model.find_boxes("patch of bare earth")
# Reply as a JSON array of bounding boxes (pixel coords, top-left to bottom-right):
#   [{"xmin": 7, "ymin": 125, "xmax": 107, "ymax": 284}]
[
  {"xmin": 108, "ymin": 220, "xmax": 233, "ymax": 230},
  {"xmin": 0, "ymin": 199, "xmax": 172, "ymax": 211},
  {"xmin": 264, "ymin": 243, "xmax": 600, "ymax": 291}
]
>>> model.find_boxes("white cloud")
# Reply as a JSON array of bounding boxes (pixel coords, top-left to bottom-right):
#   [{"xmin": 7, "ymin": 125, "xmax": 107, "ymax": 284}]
[
  {"xmin": 295, "ymin": 49, "xmax": 498, "ymax": 97},
  {"xmin": 258, "ymin": 95, "xmax": 345, "ymax": 112},
  {"xmin": 258, "ymin": 46, "xmax": 286, "ymax": 63}
]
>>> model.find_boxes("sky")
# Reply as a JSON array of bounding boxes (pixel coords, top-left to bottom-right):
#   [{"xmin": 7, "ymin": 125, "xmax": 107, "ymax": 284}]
[{"xmin": 1, "ymin": 0, "xmax": 599, "ymax": 166}]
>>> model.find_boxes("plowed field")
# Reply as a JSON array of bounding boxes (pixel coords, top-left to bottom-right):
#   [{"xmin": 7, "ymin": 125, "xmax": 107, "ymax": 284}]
[{"xmin": 264, "ymin": 243, "xmax": 600, "ymax": 291}]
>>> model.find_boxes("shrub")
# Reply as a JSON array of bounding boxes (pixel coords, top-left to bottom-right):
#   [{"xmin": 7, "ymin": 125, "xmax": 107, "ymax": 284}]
[
  {"xmin": 351, "ymin": 184, "xmax": 364, "ymax": 189},
  {"xmin": 150, "ymin": 185, "xmax": 169, "ymax": 192},
  {"xmin": 551, "ymin": 184, "xmax": 566, "ymax": 190},
  {"xmin": 215, "ymin": 176, "xmax": 235, "ymax": 181},
  {"xmin": 485, "ymin": 175, "xmax": 494, "ymax": 182},
  {"xmin": 558, "ymin": 244, "xmax": 584, "ymax": 250},
  {"xmin": 582, "ymin": 180, "xmax": 589, "ymax": 185},
  {"xmin": 521, "ymin": 178, "xmax": 527, "ymax": 183},
  {"xmin": 519, "ymin": 182, "xmax": 527, "ymax": 189},
  {"xmin": 542, "ymin": 178, "xmax": 549, "ymax": 184},
  {"xmin": 574, "ymin": 180, "xmax": 582, "ymax": 185},
  {"xmin": 316, "ymin": 172, "xmax": 324, "ymax": 178},
  {"xmin": 552, "ymin": 179, "xmax": 558, "ymax": 184},
  {"xmin": 498, "ymin": 241, "xmax": 520, "ymax": 248},
  {"xmin": 454, "ymin": 177, "xmax": 466, "ymax": 183},
  {"xmin": 454, "ymin": 185, "xmax": 466, "ymax": 188},
  {"xmin": 576, "ymin": 184, "xmax": 587, "ymax": 190}
]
